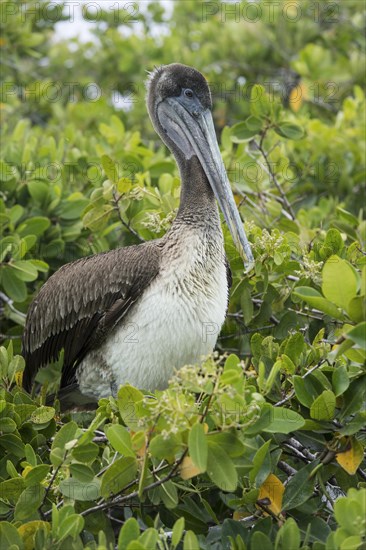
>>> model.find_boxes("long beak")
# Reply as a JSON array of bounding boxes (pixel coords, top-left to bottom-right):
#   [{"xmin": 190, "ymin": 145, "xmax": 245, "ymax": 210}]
[{"xmin": 158, "ymin": 99, "xmax": 254, "ymax": 269}]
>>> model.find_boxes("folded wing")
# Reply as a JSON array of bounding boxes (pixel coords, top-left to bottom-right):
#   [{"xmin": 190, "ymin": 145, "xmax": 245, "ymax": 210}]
[{"xmin": 22, "ymin": 243, "xmax": 161, "ymax": 391}]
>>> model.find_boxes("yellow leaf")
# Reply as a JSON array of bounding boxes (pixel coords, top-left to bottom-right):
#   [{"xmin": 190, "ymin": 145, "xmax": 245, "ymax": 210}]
[
  {"xmin": 179, "ymin": 456, "xmax": 203, "ymax": 480},
  {"xmin": 15, "ymin": 370, "xmax": 23, "ymax": 388},
  {"xmin": 336, "ymin": 437, "xmax": 364, "ymax": 475},
  {"xmin": 289, "ymin": 82, "xmax": 308, "ymax": 112},
  {"xmin": 22, "ymin": 466, "xmax": 33, "ymax": 478},
  {"xmin": 18, "ymin": 521, "xmax": 50, "ymax": 550},
  {"xmin": 257, "ymin": 473, "xmax": 285, "ymax": 515}
]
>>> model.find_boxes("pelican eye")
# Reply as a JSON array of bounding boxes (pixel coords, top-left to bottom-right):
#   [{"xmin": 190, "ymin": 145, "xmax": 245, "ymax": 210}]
[{"xmin": 184, "ymin": 89, "xmax": 194, "ymax": 99}]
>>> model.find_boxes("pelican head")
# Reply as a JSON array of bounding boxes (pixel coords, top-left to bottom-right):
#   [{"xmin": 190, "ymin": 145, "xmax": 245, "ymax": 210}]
[{"xmin": 146, "ymin": 63, "xmax": 253, "ymax": 268}]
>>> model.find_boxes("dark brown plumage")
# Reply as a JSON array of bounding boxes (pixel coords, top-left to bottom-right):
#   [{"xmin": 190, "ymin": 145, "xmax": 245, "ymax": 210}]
[{"xmin": 22, "ymin": 242, "xmax": 161, "ymax": 392}]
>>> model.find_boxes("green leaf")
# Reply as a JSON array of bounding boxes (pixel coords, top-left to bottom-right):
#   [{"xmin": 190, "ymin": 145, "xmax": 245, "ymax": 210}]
[
  {"xmin": 50, "ymin": 421, "xmax": 78, "ymax": 466},
  {"xmin": 30, "ymin": 406, "xmax": 55, "ymax": 424},
  {"xmin": 14, "ymin": 484, "xmax": 45, "ymax": 521},
  {"xmin": 332, "ymin": 366, "xmax": 350, "ymax": 397},
  {"xmin": 249, "ymin": 439, "xmax": 271, "ymax": 486},
  {"xmin": 105, "ymin": 424, "xmax": 135, "ymax": 457},
  {"xmin": 59, "ymin": 477, "xmax": 101, "ymax": 501},
  {"xmin": 224, "ymin": 354, "xmax": 241, "ymax": 371},
  {"xmin": 293, "ymin": 376, "xmax": 316, "ymax": 408},
  {"xmin": 1, "ymin": 267, "xmax": 27, "ymax": 302},
  {"xmin": 292, "ymin": 286, "xmax": 344, "ymax": 319},
  {"xmin": 264, "ymin": 360, "xmax": 282, "ymax": 394},
  {"xmin": 83, "ymin": 204, "xmax": 114, "ymax": 231},
  {"xmin": 0, "ymin": 417, "xmax": 16, "ymax": 433},
  {"xmin": 117, "ymin": 177, "xmax": 132, "ymax": 194},
  {"xmin": 126, "ymin": 542, "xmax": 145, "ymax": 550},
  {"xmin": 101, "ymin": 154, "xmax": 118, "ymax": 183},
  {"xmin": 139, "ymin": 528, "xmax": 158, "ymax": 548},
  {"xmin": 281, "ymin": 354, "xmax": 296, "ymax": 374},
  {"xmin": 321, "ymin": 228, "xmax": 344, "ymax": 258},
  {"xmin": 69, "ymin": 463, "xmax": 95, "ymax": 482},
  {"xmin": 118, "ymin": 517, "xmax": 140, "ymax": 549},
  {"xmin": 159, "ymin": 479, "xmax": 178, "ymax": 509},
  {"xmin": 100, "ymin": 457, "xmax": 137, "ymax": 498},
  {"xmin": 250, "ymin": 84, "xmax": 271, "ymax": 118},
  {"xmin": 24, "ymin": 464, "xmax": 50, "ymax": 487},
  {"xmin": 322, "ymin": 256, "xmax": 358, "ymax": 311},
  {"xmin": 110, "ymin": 114, "xmax": 125, "ymax": 136},
  {"xmin": 0, "ymin": 478, "xmax": 25, "ymax": 503},
  {"xmin": 17, "ymin": 216, "xmax": 50, "ymax": 237},
  {"xmin": 183, "ymin": 530, "xmax": 200, "ymax": 550},
  {"xmin": 222, "ymin": 520, "xmax": 248, "ymax": 548},
  {"xmin": 0, "ymin": 522, "xmax": 23, "ymax": 549},
  {"xmin": 284, "ymin": 333, "xmax": 304, "ymax": 365},
  {"xmin": 334, "ymin": 488, "xmax": 366, "ymax": 539},
  {"xmin": 263, "ymin": 406, "xmax": 305, "ymax": 433},
  {"xmin": 340, "ymin": 377, "xmax": 366, "ymax": 419},
  {"xmin": 275, "ymin": 517, "xmax": 301, "ymax": 550},
  {"xmin": 344, "ymin": 322, "xmax": 366, "ymax": 349},
  {"xmin": 251, "ymin": 531, "xmax": 273, "ymax": 550},
  {"xmin": 347, "ymin": 296, "xmax": 366, "ymax": 323},
  {"xmin": 220, "ymin": 368, "xmax": 241, "ymax": 385},
  {"xmin": 207, "ymin": 442, "xmax": 238, "ymax": 491},
  {"xmin": 188, "ymin": 422, "xmax": 208, "ymax": 472},
  {"xmin": 28, "ymin": 180, "xmax": 49, "ymax": 203},
  {"xmin": 118, "ymin": 385, "xmax": 144, "ymax": 430},
  {"xmin": 230, "ymin": 121, "xmax": 259, "ymax": 142},
  {"xmin": 29, "ymin": 259, "xmax": 49, "ymax": 273},
  {"xmin": 282, "ymin": 462, "xmax": 318, "ymax": 511},
  {"xmin": 149, "ymin": 434, "xmax": 181, "ymax": 460},
  {"xmin": 206, "ymin": 432, "xmax": 246, "ymax": 458},
  {"xmin": 275, "ymin": 122, "xmax": 305, "ymax": 140},
  {"xmin": 9, "ymin": 260, "xmax": 38, "ymax": 282},
  {"xmin": 246, "ymin": 115, "xmax": 263, "ymax": 132},
  {"xmin": 310, "ymin": 390, "xmax": 336, "ymax": 421},
  {"xmin": 59, "ymin": 197, "xmax": 89, "ymax": 220},
  {"xmin": 339, "ymin": 412, "xmax": 366, "ymax": 436},
  {"xmin": 59, "ymin": 514, "xmax": 85, "ymax": 541},
  {"xmin": 244, "ymin": 403, "xmax": 272, "ymax": 435},
  {"xmin": 0, "ymin": 434, "xmax": 25, "ymax": 458},
  {"xmin": 71, "ymin": 442, "xmax": 99, "ymax": 463},
  {"xmin": 172, "ymin": 517, "xmax": 185, "ymax": 549},
  {"xmin": 0, "ymin": 160, "xmax": 17, "ymax": 182}
]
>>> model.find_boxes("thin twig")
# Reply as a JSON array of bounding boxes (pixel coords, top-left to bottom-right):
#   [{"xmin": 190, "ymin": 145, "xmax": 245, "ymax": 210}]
[
  {"xmin": 358, "ymin": 468, "xmax": 366, "ymax": 481},
  {"xmin": 283, "ymin": 443, "xmax": 312, "ymax": 462},
  {"xmin": 0, "ymin": 291, "xmax": 27, "ymax": 319},
  {"xmin": 80, "ymin": 452, "xmax": 186, "ymax": 517},
  {"xmin": 256, "ymin": 500, "xmax": 282, "ymax": 523},
  {"xmin": 277, "ymin": 460, "xmax": 297, "ymax": 476},
  {"xmin": 39, "ymin": 462, "xmax": 63, "ymax": 517},
  {"xmin": 238, "ymin": 513, "xmax": 260, "ymax": 523},
  {"xmin": 287, "ymin": 437, "xmax": 317, "ymax": 461},
  {"xmin": 112, "ymin": 190, "xmax": 145, "ymax": 242},
  {"xmin": 275, "ymin": 360, "xmax": 326, "ymax": 407},
  {"xmin": 252, "ymin": 140, "xmax": 296, "ymax": 220}
]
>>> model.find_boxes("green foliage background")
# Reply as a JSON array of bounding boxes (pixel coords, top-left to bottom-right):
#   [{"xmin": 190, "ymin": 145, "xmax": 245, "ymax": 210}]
[{"xmin": 0, "ymin": 1, "xmax": 365, "ymax": 549}]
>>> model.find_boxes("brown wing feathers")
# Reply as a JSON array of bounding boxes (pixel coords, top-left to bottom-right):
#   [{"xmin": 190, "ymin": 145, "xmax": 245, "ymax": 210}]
[{"xmin": 22, "ymin": 243, "xmax": 161, "ymax": 391}]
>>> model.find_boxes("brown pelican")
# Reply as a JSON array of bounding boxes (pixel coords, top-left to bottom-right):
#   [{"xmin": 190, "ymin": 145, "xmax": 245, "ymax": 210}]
[{"xmin": 22, "ymin": 64, "xmax": 253, "ymax": 408}]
